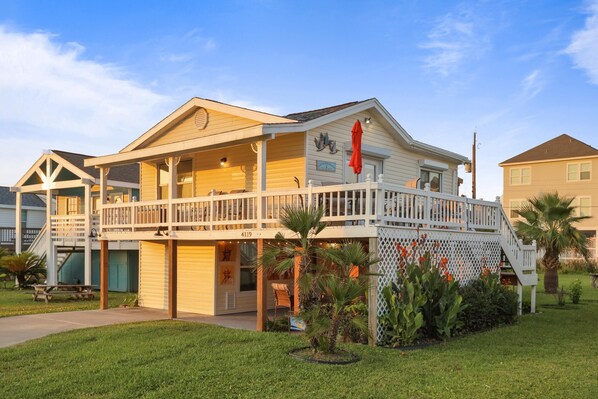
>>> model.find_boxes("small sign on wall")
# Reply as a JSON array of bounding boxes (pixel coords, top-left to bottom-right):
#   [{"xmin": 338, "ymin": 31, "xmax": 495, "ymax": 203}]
[{"xmin": 316, "ymin": 160, "xmax": 336, "ymax": 172}]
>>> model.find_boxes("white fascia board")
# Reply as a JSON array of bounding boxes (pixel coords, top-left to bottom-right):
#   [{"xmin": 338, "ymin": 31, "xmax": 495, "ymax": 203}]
[
  {"xmin": 86, "ymin": 126, "xmax": 272, "ymax": 168},
  {"xmin": 411, "ymin": 141, "xmax": 469, "ymax": 163},
  {"xmin": 121, "ymin": 97, "xmax": 294, "ymax": 152}
]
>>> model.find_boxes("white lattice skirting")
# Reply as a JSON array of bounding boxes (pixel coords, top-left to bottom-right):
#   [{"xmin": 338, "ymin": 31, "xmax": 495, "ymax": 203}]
[{"xmin": 375, "ymin": 226, "xmax": 502, "ymax": 342}]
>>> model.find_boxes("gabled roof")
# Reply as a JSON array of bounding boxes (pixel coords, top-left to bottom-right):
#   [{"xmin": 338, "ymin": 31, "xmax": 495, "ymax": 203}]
[
  {"xmin": 87, "ymin": 97, "xmax": 469, "ymax": 168},
  {"xmin": 285, "ymin": 101, "xmax": 363, "ymax": 122},
  {"xmin": 120, "ymin": 97, "xmax": 296, "ymax": 152},
  {"xmin": 52, "ymin": 150, "xmax": 139, "ymax": 184},
  {"xmin": 0, "ymin": 186, "xmax": 45, "ymax": 208},
  {"xmin": 500, "ymin": 134, "xmax": 598, "ymax": 165}
]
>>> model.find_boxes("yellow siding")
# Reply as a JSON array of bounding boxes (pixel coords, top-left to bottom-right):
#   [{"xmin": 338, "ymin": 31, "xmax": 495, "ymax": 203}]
[
  {"xmin": 177, "ymin": 241, "xmax": 216, "ymax": 314},
  {"xmin": 144, "ymin": 109, "xmax": 261, "ymax": 148},
  {"xmin": 140, "ymin": 162, "xmax": 157, "ymax": 201},
  {"xmin": 266, "ymin": 133, "xmax": 306, "ymax": 190},
  {"xmin": 193, "ymin": 144, "xmax": 257, "ymax": 194},
  {"xmin": 214, "ymin": 241, "xmax": 293, "ymax": 315},
  {"xmin": 138, "ymin": 241, "xmax": 168, "ymax": 309},
  {"xmin": 502, "ymin": 158, "xmax": 598, "ymax": 232},
  {"xmin": 306, "ymin": 111, "xmax": 459, "ymax": 194}
]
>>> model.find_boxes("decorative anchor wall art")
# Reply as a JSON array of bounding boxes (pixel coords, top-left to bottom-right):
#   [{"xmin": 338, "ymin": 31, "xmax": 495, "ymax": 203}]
[{"xmin": 314, "ymin": 132, "xmax": 339, "ymax": 154}]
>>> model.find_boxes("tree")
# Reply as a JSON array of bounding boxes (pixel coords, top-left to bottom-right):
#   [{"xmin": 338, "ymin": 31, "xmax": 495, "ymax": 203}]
[
  {"xmin": 0, "ymin": 252, "xmax": 46, "ymax": 288},
  {"xmin": 260, "ymin": 206, "xmax": 376, "ymax": 354},
  {"xmin": 260, "ymin": 205, "xmax": 326, "ymax": 310},
  {"xmin": 514, "ymin": 192, "xmax": 590, "ymax": 293}
]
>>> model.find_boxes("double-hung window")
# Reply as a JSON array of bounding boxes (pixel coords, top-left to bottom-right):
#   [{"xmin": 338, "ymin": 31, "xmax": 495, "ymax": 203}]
[
  {"xmin": 510, "ymin": 167, "xmax": 531, "ymax": 185},
  {"xmin": 567, "ymin": 162, "xmax": 591, "ymax": 182},
  {"xmin": 420, "ymin": 170, "xmax": 442, "ymax": 192}
]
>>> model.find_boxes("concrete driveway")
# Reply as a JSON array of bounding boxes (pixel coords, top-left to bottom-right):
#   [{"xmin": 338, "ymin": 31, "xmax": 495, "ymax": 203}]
[{"xmin": 0, "ymin": 308, "xmax": 168, "ymax": 349}]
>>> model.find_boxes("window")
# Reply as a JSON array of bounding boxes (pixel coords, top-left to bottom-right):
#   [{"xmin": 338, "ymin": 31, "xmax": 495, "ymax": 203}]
[
  {"xmin": 21, "ymin": 210, "xmax": 27, "ymax": 229},
  {"xmin": 509, "ymin": 199, "xmax": 528, "ymax": 219},
  {"xmin": 573, "ymin": 197, "xmax": 591, "ymax": 217},
  {"xmin": 568, "ymin": 162, "xmax": 591, "ymax": 181},
  {"xmin": 420, "ymin": 170, "xmax": 441, "ymax": 192},
  {"xmin": 158, "ymin": 159, "xmax": 193, "ymax": 199},
  {"xmin": 66, "ymin": 197, "xmax": 80, "ymax": 215},
  {"xmin": 510, "ymin": 167, "xmax": 531, "ymax": 185},
  {"xmin": 239, "ymin": 242, "xmax": 257, "ymax": 292}
]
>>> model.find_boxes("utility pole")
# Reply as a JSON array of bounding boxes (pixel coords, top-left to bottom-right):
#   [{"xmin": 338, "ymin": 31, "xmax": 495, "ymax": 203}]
[{"xmin": 472, "ymin": 131, "xmax": 477, "ymax": 199}]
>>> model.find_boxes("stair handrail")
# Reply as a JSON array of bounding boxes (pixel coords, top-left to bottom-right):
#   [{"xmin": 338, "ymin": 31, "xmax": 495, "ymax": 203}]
[{"xmin": 25, "ymin": 223, "xmax": 47, "ymax": 257}]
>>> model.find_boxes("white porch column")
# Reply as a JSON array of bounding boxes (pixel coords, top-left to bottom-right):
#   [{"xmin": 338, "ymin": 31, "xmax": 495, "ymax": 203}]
[
  {"xmin": 368, "ymin": 237, "xmax": 379, "ymax": 346},
  {"xmin": 45, "ymin": 158, "xmax": 56, "ymax": 285},
  {"xmin": 166, "ymin": 157, "xmax": 179, "ymax": 232},
  {"xmin": 256, "ymin": 141, "xmax": 266, "ymax": 228},
  {"xmin": 84, "ymin": 183, "xmax": 92, "ymax": 285},
  {"xmin": 15, "ymin": 191, "xmax": 22, "ymax": 254},
  {"xmin": 517, "ymin": 282, "xmax": 523, "ymax": 316}
]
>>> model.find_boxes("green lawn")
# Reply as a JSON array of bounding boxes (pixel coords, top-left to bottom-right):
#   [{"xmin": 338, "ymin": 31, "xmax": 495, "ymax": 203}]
[
  {"xmin": 0, "ymin": 274, "xmax": 597, "ymax": 398},
  {"xmin": 0, "ymin": 288, "xmax": 132, "ymax": 317}
]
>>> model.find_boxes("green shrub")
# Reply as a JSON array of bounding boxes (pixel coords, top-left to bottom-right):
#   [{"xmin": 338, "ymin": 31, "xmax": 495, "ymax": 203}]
[
  {"xmin": 458, "ymin": 270, "xmax": 518, "ymax": 333},
  {"xmin": 556, "ymin": 286, "xmax": 567, "ymax": 306},
  {"xmin": 380, "ymin": 267, "xmax": 426, "ymax": 347},
  {"xmin": 569, "ymin": 280, "xmax": 582, "ymax": 304},
  {"xmin": 380, "ymin": 236, "xmax": 466, "ymax": 346},
  {"xmin": 560, "ymin": 259, "xmax": 597, "ymax": 274}
]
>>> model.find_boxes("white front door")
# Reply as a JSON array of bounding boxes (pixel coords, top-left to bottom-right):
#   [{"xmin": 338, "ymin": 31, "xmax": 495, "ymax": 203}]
[{"xmin": 345, "ymin": 156, "xmax": 383, "ymax": 183}]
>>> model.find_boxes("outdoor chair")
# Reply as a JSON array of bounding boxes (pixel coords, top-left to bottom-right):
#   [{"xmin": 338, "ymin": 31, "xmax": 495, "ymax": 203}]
[{"xmin": 272, "ymin": 283, "xmax": 294, "ymax": 320}]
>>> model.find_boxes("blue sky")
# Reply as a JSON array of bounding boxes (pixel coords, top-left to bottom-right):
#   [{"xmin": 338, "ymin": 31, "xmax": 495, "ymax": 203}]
[{"xmin": 1, "ymin": 0, "xmax": 597, "ymax": 200}]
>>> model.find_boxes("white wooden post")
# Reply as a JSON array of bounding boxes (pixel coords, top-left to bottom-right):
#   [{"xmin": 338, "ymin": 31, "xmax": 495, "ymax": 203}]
[
  {"xmin": 424, "ymin": 182, "xmax": 432, "ymax": 227},
  {"xmin": 368, "ymin": 237, "xmax": 379, "ymax": 346},
  {"xmin": 463, "ymin": 197, "xmax": 469, "ymax": 231},
  {"xmin": 256, "ymin": 141, "xmax": 267, "ymax": 228},
  {"xmin": 99, "ymin": 167, "xmax": 108, "ymax": 237},
  {"xmin": 45, "ymin": 158, "xmax": 56, "ymax": 285},
  {"xmin": 84, "ymin": 183, "xmax": 92, "ymax": 285},
  {"xmin": 307, "ymin": 180, "xmax": 313, "ymax": 208},
  {"xmin": 376, "ymin": 174, "xmax": 385, "ymax": 225},
  {"xmin": 166, "ymin": 156, "xmax": 179, "ymax": 233},
  {"xmin": 15, "ymin": 191, "xmax": 22, "ymax": 254},
  {"xmin": 209, "ymin": 189, "xmax": 215, "ymax": 231},
  {"xmin": 365, "ymin": 174, "xmax": 372, "ymax": 227},
  {"xmin": 517, "ymin": 281, "xmax": 523, "ymax": 316}
]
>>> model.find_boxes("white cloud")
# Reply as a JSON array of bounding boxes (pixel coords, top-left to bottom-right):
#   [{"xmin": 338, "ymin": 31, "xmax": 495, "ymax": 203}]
[
  {"xmin": 420, "ymin": 11, "xmax": 487, "ymax": 77},
  {"xmin": 565, "ymin": 0, "xmax": 598, "ymax": 84},
  {"xmin": 0, "ymin": 26, "xmax": 173, "ymax": 185},
  {"xmin": 521, "ymin": 69, "xmax": 543, "ymax": 100}
]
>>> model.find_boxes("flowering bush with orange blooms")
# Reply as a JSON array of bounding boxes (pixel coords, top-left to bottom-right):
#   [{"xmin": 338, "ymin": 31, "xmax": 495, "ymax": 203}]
[{"xmin": 381, "ymin": 234, "xmax": 466, "ymax": 344}]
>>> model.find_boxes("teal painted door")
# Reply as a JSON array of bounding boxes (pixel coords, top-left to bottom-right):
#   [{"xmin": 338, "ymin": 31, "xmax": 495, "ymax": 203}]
[{"xmin": 109, "ymin": 264, "xmax": 129, "ymax": 292}]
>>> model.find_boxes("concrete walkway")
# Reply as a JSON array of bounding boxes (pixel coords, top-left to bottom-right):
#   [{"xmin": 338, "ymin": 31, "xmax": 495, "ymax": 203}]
[{"xmin": 0, "ymin": 308, "xmax": 168, "ymax": 348}]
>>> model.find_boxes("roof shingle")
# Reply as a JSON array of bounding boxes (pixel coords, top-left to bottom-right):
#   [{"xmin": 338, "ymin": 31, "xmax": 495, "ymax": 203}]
[
  {"xmin": 285, "ymin": 101, "xmax": 365, "ymax": 122},
  {"xmin": 52, "ymin": 150, "xmax": 139, "ymax": 184},
  {"xmin": 500, "ymin": 134, "xmax": 598, "ymax": 165},
  {"xmin": 0, "ymin": 186, "xmax": 46, "ymax": 207}
]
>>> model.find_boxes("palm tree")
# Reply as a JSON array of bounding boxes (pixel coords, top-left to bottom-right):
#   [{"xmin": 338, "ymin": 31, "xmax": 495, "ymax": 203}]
[
  {"xmin": 0, "ymin": 252, "xmax": 46, "ymax": 288},
  {"xmin": 260, "ymin": 205, "xmax": 326, "ymax": 310},
  {"xmin": 514, "ymin": 192, "xmax": 590, "ymax": 293}
]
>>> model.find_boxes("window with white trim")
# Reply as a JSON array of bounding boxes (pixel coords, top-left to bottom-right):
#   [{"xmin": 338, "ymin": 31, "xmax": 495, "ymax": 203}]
[
  {"xmin": 573, "ymin": 197, "xmax": 591, "ymax": 217},
  {"xmin": 420, "ymin": 169, "xmax": 442, "ymax": 192},
  {"xmin": 567, "ymin": 162, "xmax": 591, "ymax": 181},
  {"xmin": 509, "ymin": 199, "xmax": 528, "ymax": 219},
  {"xmin": 510, "ymin": 167, "xmax": 531, "ymax": 185},
  {"xmin": 239, "ymin": 242, "xmax": 257, "ymax": 292}
]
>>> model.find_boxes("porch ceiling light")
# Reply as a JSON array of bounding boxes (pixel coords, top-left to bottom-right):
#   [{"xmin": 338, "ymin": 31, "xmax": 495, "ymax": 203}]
[
  {"xmin": 364, "ymin": 117, "xmax": 372, "ymax": 124},
  {"xmin": 220, "ymin": 157, "xmax": 227, "ymax": 166}
]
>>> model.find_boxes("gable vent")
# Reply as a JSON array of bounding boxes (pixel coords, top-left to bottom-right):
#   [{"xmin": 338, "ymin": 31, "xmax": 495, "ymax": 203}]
[{"xmin": 194, "ymin": 107, "xmax": 209, "ymax": 130}]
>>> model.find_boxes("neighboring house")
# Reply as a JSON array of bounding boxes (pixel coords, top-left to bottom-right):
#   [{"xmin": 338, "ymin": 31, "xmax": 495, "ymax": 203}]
[
  {"xmin": 85, "ymin": 97, "xmax": 537, "ymax": 342},
  {"xmin": 11, "ymin": 150, "xmax": 140, "ymax": 292},
  {"xmin": 0, "ymin": 186, "xmax": 46, "ymax": 251},
  {"xmin": 500, "ymin": 134, "xmax": 598, "ymax": 259}
]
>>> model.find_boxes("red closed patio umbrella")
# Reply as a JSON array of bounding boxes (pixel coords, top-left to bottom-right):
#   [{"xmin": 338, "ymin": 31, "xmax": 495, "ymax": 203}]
[{"xmin": 348, "ymin": 120, "xmax": 363, "ymax": 179}]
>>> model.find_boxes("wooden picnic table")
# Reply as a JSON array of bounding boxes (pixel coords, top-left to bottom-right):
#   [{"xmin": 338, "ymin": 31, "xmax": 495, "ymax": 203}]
[{"xmin": 32, "ymin": 284, "xmax": 95, "ymax": 303}]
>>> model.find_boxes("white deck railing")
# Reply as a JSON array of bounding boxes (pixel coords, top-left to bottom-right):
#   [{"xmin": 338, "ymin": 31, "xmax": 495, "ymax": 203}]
[{"xmin": 99, "ymin": 179, "xmax": 506, "ymax": 234}]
